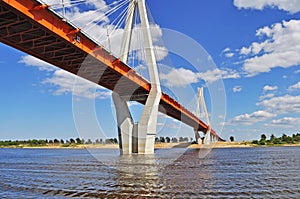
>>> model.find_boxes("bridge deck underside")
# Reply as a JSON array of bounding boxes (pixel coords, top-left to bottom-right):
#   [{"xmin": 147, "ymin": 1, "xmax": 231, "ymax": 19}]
[{"xmin": 0, "ymin": 1, "xmax": 222, "ymax": 139}]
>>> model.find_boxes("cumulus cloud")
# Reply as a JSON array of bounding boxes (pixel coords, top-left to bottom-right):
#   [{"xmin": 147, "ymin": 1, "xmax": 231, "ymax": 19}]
[
  {"xmin": 43, "ymin": 70, "xmax": 111, "ymax": 99},
  {"xmin": 233, "ymin": 86, "xmax": 242, "ymax": 93},
  {"xmin": 231, "ymin": 110, "xmax": 276, "ymax": 125},
  {"xmin": 288, "ymin": 82, "xmax": 300, "ymax": 91},
  {"xmin": 259, "ymin": 93, "xmax": 275, "ymax": 101},
  {"xmin": 222, "ymin": 47, "xmax": 230, "ymax": 53},
  {"xmin": 199, "ymin": 68, "xmax": 240, "ymax": 84},
  {"xmin": 225, "ymin": 52, "xmax": 234, "ymax": 58},
  {"xmin": 233, "ymin": 0, "xmax": 300, "ymax": 14},
  {"xmin": 160, "ymin": 68, "xmax": 199, "ymax": 87},
  {"xmin": 233, "ymin": 93, "xmax": 300, "ymax": 126},
  {"xmin": 257, "ymin": 94, "xmax": 300, "ymax": 114},
  {"xmin": 263, "ymin": 85, "xmax": 278, "ymax": 92},
  {"xmin": 222, "ymin": 47, "xmax": 235, "ymax": 58},
  {"xmin": 160, "ymin": 67, "xmax": 240, "ymax": 87},
  {"xmin": 18, "ymin": 54, "xmax": 111, "ymax": 99},
  {"xmin": 268, "ymin": 117, "xmax": 300, "ymax": 127},
  {"xmin": 18, "ymin": 55, "xmax": 57, "ymax": 71},
  {"xmin": 239, "ymin": 20, "xmax": 300, "ymax": 76},
  {"xmin": 240, "ymin": 46, "xmax": 252, "ymax": 55}
]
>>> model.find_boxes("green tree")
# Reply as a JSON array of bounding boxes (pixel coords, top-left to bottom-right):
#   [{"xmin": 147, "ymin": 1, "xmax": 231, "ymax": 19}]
[
  {"xmin": 270, "ymin": 134, "xmax": 275, "ymax": 142},
  {"xmin": 252, "ymin": 140, "xmax": 258, "ymax": 144},
  {"xmin": 75, "ymin": 138, "xmax": 82, "ymax": 144},
  {"xmin": 172, "ymin": 137, "xmax": 178, "ymax": 143},
  {"xmin": 155, "ymin": 137, "xmax": 159, "ymax": 143},
  {"xmin": 260, "ymin": 134, "xmax": 267, "ymax": 141},
  {"xmin": 53, "ymin": 139, "xmax": 60, "ymax": 144},
  {"xmin": 70, "ymin": 138, "xmax": 75, "ymax": 143},
  {"xmin": 86, "ymin": 139, "xmax": 92, "ymax": 144},
  {"xmin": 113, "ymin": 138, "xmax": 118, "ymax": 144},
  {"xmin": 179, "ymin": 137, "xmax": 184, "ymax": 142},
  {"xmin": 160, "ymin": 137, "xmax": 165, "ymax": 143},
  {"xmin": 166, "ymin": 137, "xmax": 171, "ymax": 143},
  {"xmin": 281, "ymin": 134, "xmax": 288, "ymax": 142}
]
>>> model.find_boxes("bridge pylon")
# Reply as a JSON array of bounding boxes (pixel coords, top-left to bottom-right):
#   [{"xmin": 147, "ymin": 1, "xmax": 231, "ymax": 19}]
[
  {"xmin": 194, "ymin": 87, "xmax": 218, "ymax": 144},
  {"xmin": 113, "ymin": 0, "xmax": 161, "ymax": 154}
]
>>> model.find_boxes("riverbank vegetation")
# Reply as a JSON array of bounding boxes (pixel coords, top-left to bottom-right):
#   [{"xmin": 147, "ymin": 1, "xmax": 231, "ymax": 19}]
[
  {"xmin": 0, "ymin": 136, "xmax": 192, "ymax": 148},
  {"xmin": 0, "ymin": 138, "xmax": 117, "ymax": 148},
  {"xmin": 252, "ymin": 133, "xmax": 300, "ymax": 146}
]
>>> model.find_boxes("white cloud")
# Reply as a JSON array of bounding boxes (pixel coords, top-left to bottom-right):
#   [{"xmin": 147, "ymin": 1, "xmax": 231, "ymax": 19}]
[
  {"xmin": 263, "ymin": 85, "xmax": 278, "ymax": 92},
  {"xmin": 222, "ymin": 47, "xmax": 230, "ymax": 53},
  {"xmin": 222, "ymin": 47, "xmax": 235, "ymax": 58},
  {"xmin": 18, "ymin": 54, "xmax": 111, "ymax": 99},
  {"xmin": 199, "ymin": 68, "xmax": 240, "ymax": 84},
  {"xmin": 43, "ymin": 70, "xmax": 111, "ymax": 99},
  {"xmin": 231, "ymin": 110, "xmax": 276, "ymax": 125},
  {"xmin": 294, "ymin": 69, "xmax": 300, "ymax": 74},
  {"xmin": 268, "ymin": 117, "xmax": 300, "ymax": 127},
  {"xmin": 233, "ymin": 86, "xmax": 242, "ymax": 93},
  {"xmin": 18, "ymin": 55, "xmax": 57, "ymax": 71},
  {"xmin": 233, "ymin": 0, "xmax": 300, "ymax": 14},
  {"xmin": 154, "ymin": 46, "xmax": 169, "ymax": 62},
  {"xmin": 134, "ymin": 64, "xmax": 146, "ymax": 73},
  {"xmin": 240, "ymin": 47, "xmax": 251, "ymax": 55},
  {"xmin": 259, "ymin": 93, "xmax": 275, "ymax": 101},
  {"xmin": 288, "ymin": 82, "xmax": 300, "ymax": 91},
  {"xmin": 225, "ymin": 52, "xmax": 234, "ymax": 58},
  {"xmin": 160, "ymin": 68, "xmax": 199, "ymax": 87},
  {"xmin": 239, "ymin": 20, "xmax": 300, "ymax": 76},
  {"xmin": 127, "ymin": 101, "xmax": 140, "ymax": 107},
  {"xmin": 160, "ymin": 67, "xmax": 240, "ymax": 87},
  {"xmin": 257, "ymin": 94, "xmax": 300, "ymax": 114}
]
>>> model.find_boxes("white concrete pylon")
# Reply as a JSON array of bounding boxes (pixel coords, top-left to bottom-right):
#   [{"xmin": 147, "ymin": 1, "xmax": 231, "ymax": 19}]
[
  {"xmin": 195, "ymin": 87, "xmax": 212, "ymax": 145},
  {"xmin": 112, "ymin": 93, "xmax": 133, "ymax": 154},
  {"xmin": 113, "ymin": 0, "xmax": 161, "ymax": 154}
]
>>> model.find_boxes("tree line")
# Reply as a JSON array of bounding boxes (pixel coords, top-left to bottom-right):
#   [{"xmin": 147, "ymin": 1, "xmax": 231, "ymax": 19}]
[
  {"xmin": 252, "ymin": 133, "xmax": 300, "ymax": 145},
  {"xmin": 155, "ymin": 136, "xmax": 192, "ymax": 143},
  {"xmin": 0, "ymin": 138, "xmax": 118, "ymax": 147},
  {"xmin": 0, "ymin": 136, "xmax": 193, "ymax": 147}
]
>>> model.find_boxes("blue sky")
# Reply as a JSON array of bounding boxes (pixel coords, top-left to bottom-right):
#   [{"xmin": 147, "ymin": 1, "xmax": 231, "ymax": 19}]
[{"xmin": 1, "ymin": 0, "xmax": 300, "ymax": 141}]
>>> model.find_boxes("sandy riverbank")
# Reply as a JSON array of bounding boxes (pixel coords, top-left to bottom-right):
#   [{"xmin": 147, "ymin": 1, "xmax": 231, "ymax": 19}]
[{"xmin": 3, "ymin": 141, "xmax": 299, "ymax": 149}]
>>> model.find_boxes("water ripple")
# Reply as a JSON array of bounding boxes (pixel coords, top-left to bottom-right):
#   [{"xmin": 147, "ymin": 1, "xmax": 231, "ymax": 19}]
[{"xmin": 0, "ymin": 147, "xmax": 299, "ymax": 198}]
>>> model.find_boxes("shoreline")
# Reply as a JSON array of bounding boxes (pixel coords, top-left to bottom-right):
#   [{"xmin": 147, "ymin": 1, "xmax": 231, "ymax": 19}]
[{"xmin": 1, "ymin": 141, "xmax": 300, "ymax": 149}]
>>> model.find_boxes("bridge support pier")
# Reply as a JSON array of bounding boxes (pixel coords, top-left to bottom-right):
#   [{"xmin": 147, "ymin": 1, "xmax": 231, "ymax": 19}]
[
  {"xmin": 194, "ymin": 129, "xmax": 201, "ymax": 144},
  {"xmin": 113, "ymin": 88, "xmax": 161, "ymax": 154},
  {"xmin": 203, "ymin": 129, "xmax": 211, "ymax": 145},
  {"xmin": 113, "ymin": 0, "xmax": 161, "ymax": 154}
]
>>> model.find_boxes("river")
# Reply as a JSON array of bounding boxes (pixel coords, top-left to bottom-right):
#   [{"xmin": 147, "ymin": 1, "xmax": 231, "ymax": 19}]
[{"xmin": 0, "ymin": 147, "xmax": 299, "ymax": 198}]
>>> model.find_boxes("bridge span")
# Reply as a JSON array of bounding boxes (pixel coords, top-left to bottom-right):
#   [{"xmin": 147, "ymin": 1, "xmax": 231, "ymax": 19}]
[{"xmin": 0, "ymin": 0, "xmax": 224, "ymax": 154}]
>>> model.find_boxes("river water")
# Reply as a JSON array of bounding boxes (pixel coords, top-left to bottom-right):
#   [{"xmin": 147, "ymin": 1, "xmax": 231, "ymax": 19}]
[{"xmin": 0, "ymin": 147, "xmax": 299, "ymax": 198}]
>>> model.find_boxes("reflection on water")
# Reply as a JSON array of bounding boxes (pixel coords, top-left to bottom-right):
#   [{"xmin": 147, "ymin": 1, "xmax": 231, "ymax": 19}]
[{"xmin": 0, "ymin": 147, "xmax": 299, "ymax": 198}]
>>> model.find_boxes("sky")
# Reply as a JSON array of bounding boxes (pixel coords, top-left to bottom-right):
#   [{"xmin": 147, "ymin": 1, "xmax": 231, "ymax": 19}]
[{"xmin": 0, "ymin": 0, "xmax": 300, "ymax": 141}]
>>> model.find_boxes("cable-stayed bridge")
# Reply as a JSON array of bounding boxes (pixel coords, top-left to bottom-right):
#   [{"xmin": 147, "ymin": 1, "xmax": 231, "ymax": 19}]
[{"xmin": 0, "ymin": 0, "xmax": 223, "ymax": 154}]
